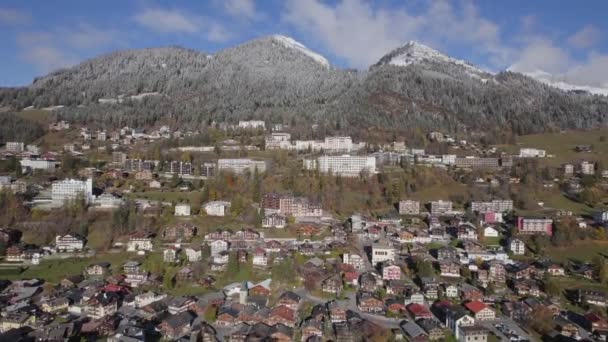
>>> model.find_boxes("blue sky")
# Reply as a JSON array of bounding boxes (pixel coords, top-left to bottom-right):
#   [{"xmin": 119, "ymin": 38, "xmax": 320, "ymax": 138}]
[{"xmin": 1, "ymin": 0, "xmax": 607, "ymax": 88}]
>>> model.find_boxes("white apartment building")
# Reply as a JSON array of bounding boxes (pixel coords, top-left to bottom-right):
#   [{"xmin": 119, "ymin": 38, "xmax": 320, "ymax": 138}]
[
  {"xmin": 430, "ymin": 200, "xmax": 453, "ymax": 216},
  {"xmin": 217, "ymin": 158, "xmax": 267, "ymax": 174},
  {"xmin": 5, "ymin": 142, "xmax": 24, "ymax": 153},
  {"xmin": 304, "ymin": 155, "xmax": 376, "ymax": 177},
  {"xmin": 174, "ymin": 203, "xmax": 191, "ymax": 216},
  {"xmin": 127, "ymin": 236, "xmax": 153, "ymax": 252},
  {"xmin": 323, "ymin": 137, "xmax": 352, "ymax": 153},
  {"xmin": 580, "ymin": 161, "xmax": 595, "ymax": 175},
  {"xmin": 509, "ymin": 238, "xmax": 525, "ymax": 255},
  {"xmin": 55, "ymin": 234, "xmax": 84, "ymax": 252},
  {"xmin": 398, "ymin": 200, "xmax": 420, "ymax": 215},
  {"xmin": 19, "ymin": 159, "xmax": 57, "ymax": 171},
  {"xmin": 204, "ymin": 201, "xmax": 231, "ymax": 216},
  {"xmin": 470, "ymin": 200, "xmax": 513, "ymax": 213},
  {"xmin": 238, "ymin": 120, "xmax": 265, "ymax": 129},
  {"xmin": 519, "ymin": 148, "xmax": 546, "ymax": 158},
  {"xmin": 51, "ymin": 178, "xmax": 93, "ymax": 205},
  {"xmin": 265, "ymin": 133, "xmax": 292, "ymax": 150},
  {"xmin": 371, "ymin": 243, "xmax": 396, "ymax": 265}
]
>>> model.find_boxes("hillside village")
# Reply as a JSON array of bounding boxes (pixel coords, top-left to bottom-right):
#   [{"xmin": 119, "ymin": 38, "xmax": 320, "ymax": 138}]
[{"xmin": 1, "ymin": 119, "xmax": 608, "ymax": 341}]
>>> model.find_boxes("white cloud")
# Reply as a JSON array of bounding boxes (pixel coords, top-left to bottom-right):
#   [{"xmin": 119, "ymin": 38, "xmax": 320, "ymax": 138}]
[
  {"xmin": 283, "ymin": 0, "xmax": 422, "ymax": 68},
  {"xmin": 221, "ymin": 0, "xmax": 259, "ymax": 20},
  {"xmin": 17, "ymin": 32, "xmax": 77, "ymax": 73},
  {"xmin": 0, "ymin": 8, "xmax": 31, "ymax": 26},
  {"xmin": 568, "ymin": 25, "xmax": 600, "ymax": 49},
  {"xmin": 282, "ymin": 0, "xmax": 509, "ymax": 69},
  {"xmin": 509, "ymin": 37, "xmax": 571, "ymax": 74},
  {"xmin": 16, "ymin": 24, "xmax": 120, "ymax": 74},
  {"xmin": 134, "ymin": 7, "xmax": 200, "ymax": 34}
]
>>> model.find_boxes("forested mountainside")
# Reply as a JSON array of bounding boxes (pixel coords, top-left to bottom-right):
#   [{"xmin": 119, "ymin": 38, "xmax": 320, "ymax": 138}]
[{"xmin": 1, "ymin": 35, "xmax": 607, "ymax": 136}]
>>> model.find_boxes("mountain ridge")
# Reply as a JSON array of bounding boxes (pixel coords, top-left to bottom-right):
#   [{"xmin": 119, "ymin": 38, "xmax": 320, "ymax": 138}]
[{"xmin": 0, "ymin": 34, "xmax": 607, "ymax": 136}]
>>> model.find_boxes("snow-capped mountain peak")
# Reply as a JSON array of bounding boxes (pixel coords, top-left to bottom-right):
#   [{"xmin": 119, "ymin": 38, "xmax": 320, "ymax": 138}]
[
  {"xmin": 374, "ymin": 40, "xmax": 489, "ymax": 80},
  {"xmin": 270, "ymin": 34, "xmax": 330, "ymax": 69}
]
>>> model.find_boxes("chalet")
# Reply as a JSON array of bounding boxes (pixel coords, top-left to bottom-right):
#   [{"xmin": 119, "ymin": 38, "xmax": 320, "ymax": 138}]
[
  {"xmin": 436, "ymin": 246, "xmax": 458, "ymax": 261},
  {"xmin": 301, "ymin": 318, "xmax": 323, "ymax": 341},
  {"xmin": 298, "ymin": 243, "xmax": 315, "ymax": 256},
  {"xmin": 439, "ymin": 260, "xmax": 461, "ymax": 277},
  {"xmin": 55, "ymin": 234, "xmax": 85, "ymax": 252},
  {"xmin": 460, "ymin": 283, "xmax": 483, "ymax": 302},
  {"xmin": 547, "ymin": 264, "xmax": 565, "ymax": 276},
  {"xmin": 446, "ymin": 309, "xmax": 475, "ymax": 339},
  {"xmin": 457, "ymin": 224, "xmax": 478, "ymax": 241},
  {"xmin": 386, "ymin": 298, "xmax": 406, "ymax": 313},
  {"xmin": 249, "ymin": 283, "xmax": 272, "ymax": 297},
  {"xmin": 126, "ymin": 234, "xmax": 153, "ymax": 252},
  {"xmin": 513, "ymin": 279, "xmax": 541, "ymax": 297},
  {"xmin": 184, "ymin": 247, "xmax": 202, "ymax": 263},
  {"xmin": 417, "ymin": 318, "xmax": 444, "ymax": 340},
  {"xmin": 168, "ymin": 296, "xmax": 195, "ymax": 315},
  {"xmin": 583, "ymin": 312, "xmax": 608, "ymax": 333},
  {"xmin": 357, "ymin": 293, "xmax": 384, "ymax": 314},
  {"xmin": 444, "ymin": 284, "xmax": 459, "ymax": 298},
  {"xmin": 343, "ymin": 270, "xmax": 359, "ymax": 286},
  {"xmin": 401, "ymin": 321, "xmax": 428, "ymax": 342},
  {"xmin": 175, "ymin": 267, "xmax": 194, "ymax": 282},
  {"xmin": 40, "ymin": 297, "xmax": 69, "ymax": 313},
  {"xmin": 483, "ymin": 226, "xmax": 498, "ymax": 238},
  {"xmin": 84, "ymin": 292, "xmax": 119, "ymax": 319},
  {"xmin": 460, "ymin": 326, "xmax": 489, "ymax": 342},
  {"xmin": 578, "ymin": 290, "xmax": 608, "ymax": 307},
  {"xmin": 252, "ymin": 249, "xmax": 268, "ymax": 267},
  {"xmin": 262, "ymin": 213, "xmax": 286, "ymax": 228},
  {"xmin": 158, "ymin": 311, "xmax": 195, "ymax": 340},
  {"xmin": 382, "ymin": 263, "xmax": 401, "ymax": 280},
  {"xmin": 509, "ymin": 238, "xmax": 525, "ymax": 255},
  {"xmin": 322, "ymin": 276, "xmax": 343, "ymax": 295},
  {"xmin": 407, "ymin": 303, "xmax": 433, "ymax": 320},
  {"xmin": 328, "ymin": 302, "xmax": 346, "ymax": 323},
  {"xmin": 5, "ymin": 245, "xmax": 24, "ymax": 262},
  {"xmin": 342, "ymin": 253, "xmax": 366, "ymax": 270},
  {"xmin": 123, "ymin": 261, "xmax": 140, "ymax": 273},
  {"xmin": 163, "ymin": 247, "xmax": 179, "ymax": 263},
  {"xmin": 464, "ymin": 301, "xmax": 495, "ymax": 321},
  {"xmin": 277, "ymin": 291, "xmax": 301, "ymax": 310},
  {"xmin": 161, "ymin": 223, "xmax": 197, "ymax": 241},
  {"xmin": 85, "ymin": 262, "xmax": 111, "ymax": 277},
  {"xmin": 359, "ymin": 272, "xmax": 382, "ymax": 292},
  {"xmin": 125, "ymin": 271, "xmax": 148, "ymax": 288},
  {"xmin": 488, "ymin": 261, "xmax": 506, "ymax": 284},
  {"xmin": 267, "ymin": 305, "xmax": 297, "ymax": 327},
  {"xmin": 210, "ymin": 239, "xmax": 229, "ymax": 256}
]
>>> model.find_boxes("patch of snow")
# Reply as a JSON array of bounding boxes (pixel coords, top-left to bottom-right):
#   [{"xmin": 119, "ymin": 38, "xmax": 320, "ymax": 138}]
[
  {"xmin": 98, "ymin": 92, "xmax": 161, "ymax": 104},
  {"xmin": 388, "ymin": 41, "xmax": 487, "ymax": 79},
  {"xmin": 41, "ymin": 105, "xmax": 64, "ymax": 111},
  {"xmin": 271, "ymin": 35, "xmax": 330, "ymax": 69},
  {"xmin": 517, "ymin": 69, "xmax": 608, "ymax": 96}
]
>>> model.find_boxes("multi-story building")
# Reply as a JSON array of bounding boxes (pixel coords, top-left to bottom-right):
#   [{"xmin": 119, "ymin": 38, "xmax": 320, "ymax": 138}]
[
  {"xmin": 509, "ymin": 238, "xmax": 525, "ymax": 255},
  {"xmin": 265, "ymin": 133, "xmax": 292, "ymax": 150},
  {"xmin": 238, "ymin": 120, "xmax": 265, "ymax": 130},
  {"xmin": 343, "ymin": 253, "xmax": 366, "ymax": 270},
  {"xmin": 398, "ymin": 200, "xmax": 420, "ymax": 215},
  {"xmin": 517, "ymin": 217, "xmax": 553, "ymax": 236},
  {"xmin": 19, "ymin": 159, "xmax": 57, "ymax": 171},
  {"xmin": 5, "ymin": 142, "xmax": 24, "ymax": 153},
  {"xmin": 201, "ymin": 162, "xmax": 216, "ymax": 178},
  {"xmin": 112, "ymin": 152, "xmax": 127, "ymax": 165},
  {"xmin": 303, "ymin": 155, "xmax": 376, "ymax": 177},
  {"xmin": 323, "ymin": 137, "xmax": 352, "ymax": 153},
  {"xmin": 217, "ymin": 158, "xmax": 267, "ymax": 174},
  {"xmin": 51, "ymin": 178, "xmax": 93, "ymax": 205},
  {"xmin": 563, "ymin": 163, "xmax": 575, "ymax": 176},
  {"xmin": 127, "ymin": 235, "xmax": 153, "ymax": 252},
  {"xmin": 262, "ymin": 193, "xmax": 322, "ymax": 217},
  {"xmin": 580, "ymin": 161, "xmax": 595, "ymax": 175},
  {"xmin": 55, "ymin": 234, "xmax": 84, "ymax": 252},
  {"xmin": 519, "ymin": 148, "xmax": 546, "ymax": 158},
  {"xmin": 430, "ymin": 200, "xmax": 453, "ymax": 216},
  {"xmin": 371, "ymin": 242, "xmax": 395, "ymax": 265},
  {"xmin": 455, "ymin": 157, "xmax": 500, "ymax": 169},
  {"xmin": 165, "ymin": 161, "xmax": 192, "ymax": 175},
  {"xmin": 382, "ymin": 264, "xmax": 401, "ymax": 280},
  {"xmin": 84, "ymin": 293, "xmax": 118, "ymax": 320},
  {"xmin": 470, "ymin": 200, "xmax": 513, "ymax": 213},
  {"xmin": 124, "ymin": 159, "xmax": 157, "ymax": 172},
  {"xmin": 174, "ymin": 203, "xmax": 191, "ymax": 216},
  {"xmin": 204, "ymin": 201, "xmax": 231, "ymax": 216}
]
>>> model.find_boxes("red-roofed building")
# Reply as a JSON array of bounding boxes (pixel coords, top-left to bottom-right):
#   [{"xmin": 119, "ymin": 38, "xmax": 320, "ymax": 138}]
[
  {"xmin": 464, "ymin": 301, "xmax": 495, "ymax": 321},
  {"xmin": 407, "ymin": 303, "xmax": 433, "ymax": 320},
  {"xmin": 343, "ymin": 271, "xmax": 359, "ymax": 286},
  {"xmin": 583, "ymin": 312, "xmax": 608, "ymax": 333}
]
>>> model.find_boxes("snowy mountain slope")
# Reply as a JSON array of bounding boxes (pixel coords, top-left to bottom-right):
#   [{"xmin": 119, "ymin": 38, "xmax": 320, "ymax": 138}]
[
  {"xmin": 271, "ymin": 35, "xmax": 330, "ymax": 69},
  {"xmin": 373, "ymin": 41, "xmax": 491, "ymax": 81},
  {"xmin": 519, "ymin": 69, "xmax": 608, "ymax": 96}
]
